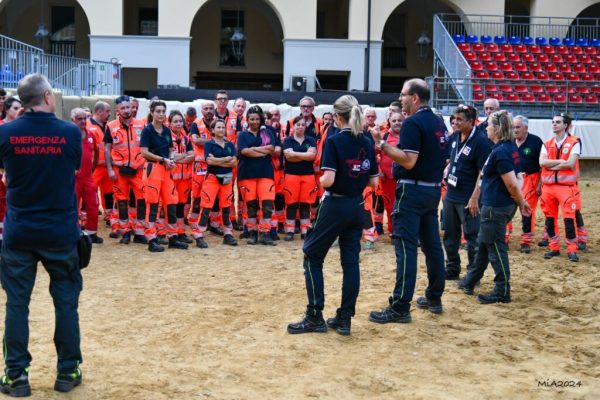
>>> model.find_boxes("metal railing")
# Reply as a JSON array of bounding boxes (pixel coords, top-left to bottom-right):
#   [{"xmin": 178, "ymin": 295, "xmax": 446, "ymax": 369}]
[
  {"xmin": 0, "ymin": 34, "xmax": 121, "ymax": 96},
  {"xmin": 433, "ymin": 14, "xmax": 471, "ymax": 103},
  {"xmin": 438, "ymin": 13, "xmax": 600, "ymax": 42}
]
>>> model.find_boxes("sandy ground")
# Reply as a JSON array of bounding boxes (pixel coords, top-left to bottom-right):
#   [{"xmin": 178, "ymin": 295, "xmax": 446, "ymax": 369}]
[{"xmin": 1, "ymin": 182, "xmax": 599, "ymax": 400}]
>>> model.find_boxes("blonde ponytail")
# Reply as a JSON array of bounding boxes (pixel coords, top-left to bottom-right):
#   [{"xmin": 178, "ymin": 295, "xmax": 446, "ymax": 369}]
[{"xmin": 333, "ymin": 95, "xmax": 363, "ymax": 137}]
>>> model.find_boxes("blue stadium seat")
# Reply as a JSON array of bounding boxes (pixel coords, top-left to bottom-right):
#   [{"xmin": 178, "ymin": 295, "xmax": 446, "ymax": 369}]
[
  {"xmin": 591, "ymin": 38, "xmax": 600, "ymax": 47},
  {"xmin": 453, "ymin": 34, "xmax": 465, "ymax": 43},
  {"xmin": 494, "ymin": 35, "xmax": 506, "ymax": 44},
  {"xmin": 576, "ymin": 38, "xmax": 588, "ymax": 46},
  {"xmin": 549, "ymin": 37, "xmax": 561, "ymax": 46},
  {"xmin": 563, "ymin": 37, "xmax": 575, "ymax": 46},
  {"xmin": 522, "ymin": 36, "xmax": 534, "ymax": 45},
  {"xmin": 508, "ymin": 36, "xmax": 521, "ymax": 45},
  {"xmin": 480, "ymin": 35, "xmax": 493, "ymax": 44},
  {"xmin": 467, "ymin": 35, "xmax": 479, "ymax": 43},
  {"xmin": 535, "ymin": 37, "xmax": 547, "ymax": 45},
  {"xmin": 2, "ymin": 65, "xmax": 14, "ymax": 83}
]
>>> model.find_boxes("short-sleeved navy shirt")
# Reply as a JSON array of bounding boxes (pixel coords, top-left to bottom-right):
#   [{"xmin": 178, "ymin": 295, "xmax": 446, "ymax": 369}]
[
  {"xmin": 516, "ymin": 133, "xmax": 543, "ymax": 175},
  {"xmin": 392, "ymin": 107, "xmax": 450, "ymax": 182},
  {"xmin": 204, "ymin": 139, "xmax": 236, "ymax": 175},
  {"xmin": 140, "ymin": 124, "xmax": 173, "ymax": 159},
  {"xmin": 0, "ymin": 112, "xmax": 81, "ymax": 250},
  {"xmin": 237, "ymin": 128, "xmax": 276, "ymax": 180},
  {"xmin": 446, "ymin": 129, "xmax": 492, "ymax": 203},
  {"xmin": 321, "ymin": 128, "xmax": 378, "ymax": 197},
  {"xmin": 283, "ymin": 135, "xmax": 317, "ymax": 175},
  {"xmin": 481, "ymin": 140, "xmax": 521, "ymax": 207}
]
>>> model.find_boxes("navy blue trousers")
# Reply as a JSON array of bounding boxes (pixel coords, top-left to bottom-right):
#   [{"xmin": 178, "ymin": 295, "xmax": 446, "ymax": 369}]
[
  {"xmin": 302, "ymin": 195, "xmax": 364, "ymax": 319},
  {"xmin": 390, "ymin": 183, "xmax": 445, "ymax": 313},
  {"xmin": 0, "ymin": 243, "xmax": 83, "ymax": 376}
]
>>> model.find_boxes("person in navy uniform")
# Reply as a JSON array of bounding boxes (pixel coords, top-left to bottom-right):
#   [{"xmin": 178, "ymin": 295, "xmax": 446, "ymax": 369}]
[
  {"xmin": 288, "ymin": 95, "xmax": 378, "ymax": 336},
  {"xmin": 442, "ymin": 105, "xmax": 491, "ymax": 280},
  {"xmin": 369, "ymin": 78, "xmax": 450, "ymax": 323},
  {"xmin": 458, "ymin": 111, "xmax": 531, "ymax": 303},
  {"xmin": 0, "ymin": 74, "xmax": 84, "ymax": 396}
]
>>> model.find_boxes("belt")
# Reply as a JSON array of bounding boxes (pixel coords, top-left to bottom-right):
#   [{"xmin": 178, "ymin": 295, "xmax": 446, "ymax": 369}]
[{"xmin": 398, "ymin": 179, "xmax": 441, "ymax": 187}]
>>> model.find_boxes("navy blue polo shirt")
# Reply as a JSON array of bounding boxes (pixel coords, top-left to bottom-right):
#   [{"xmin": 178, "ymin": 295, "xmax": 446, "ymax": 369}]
[
  {"xmin": 481, "ymin": 140, "xmax": 521, "ymax": 207},
  {"xmin": 140, "ymin": 124, "xmax": 173, "ymax": 159},
  {"xmin": 321, "ymin": 128, "xmax": 378, "ymax": 197},
  {"xmin": 515, "ymin": 133, "xmax": 543, "ymax": 175},
  {"xmin": 237, "ymin": 128, "xmax": 276, "ymax": 180},
  {"xmin": 204, "ymin": 139, "xmax": 236, "ymax": 175},
  {"xmin": 0, "ymin": 112, "xmax": 81, "ymax": 250},
  {"xmin": 283, "ymin": 135, "xmax": 317, "ymax": 175},
  {"xmin": 446, "ymin": 129, "xmax": 492, "ymax": 203},
  {"xmin": 392, "ymin": 107, "xmax": 450, "ymax": 182}
]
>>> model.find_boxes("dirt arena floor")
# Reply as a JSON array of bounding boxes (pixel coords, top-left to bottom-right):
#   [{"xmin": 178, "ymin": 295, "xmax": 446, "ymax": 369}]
[{"xmin": 1, "ymin": 181, "xmax": 599, "ymax": 399}]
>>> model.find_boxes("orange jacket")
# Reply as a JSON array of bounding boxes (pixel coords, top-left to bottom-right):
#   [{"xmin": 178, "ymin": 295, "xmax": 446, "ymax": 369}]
[
  {"xmin": 214, "ymin": 109, "xmax": 238, "ymax": 143},
  {"xmin": 190, "ymin": 118, "xmax": 212, "ymax": 173},
  {"xmin": 285, "ymin": 114, "xmax": 322, "ymax": 139},
  {"xmin": 171, "ymin": 128, "xmax": 193, "ymax": 180},
  {"xmin": 541, "ymin": 135, "xmax": 580, "ymax": 186},
  {"xmin": 87, "ymin": 118, "xmax": 108, "ymax": 165},
  {"xmin": 106, "ymin": 118, "xmax": 146, "ymax": 170}
]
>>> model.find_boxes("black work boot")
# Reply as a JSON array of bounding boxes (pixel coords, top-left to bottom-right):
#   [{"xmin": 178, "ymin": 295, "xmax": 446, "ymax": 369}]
[
  {"xmin": 133, "ymin": 234, "xmax": 148, "ymax": 244},
  {"xmin": 415, "ymin": 297, "xmax": 443, "ymax": 314},
  {"xmin": 247, "ymin": 230, "xmax": 258, "ymax": 245},
  {"xmin": 477, "ymin": 291, "xmax": 511, "ymax": 304},
  {"xmin": 326, "ymin": 314, "xmax": 351, "ymax": 336},
  {"xmin": 54, "ymin": 368, "xmax": 82, "ymax": 393},
  {"xmin": 195, "ymin": 237, "xmax": 208, "ymax": 248},
  {"xmin": 148, "ymin": 238, "xmax": 165, "ymax": 252},
  {"xmin": 260, "ymin": 232, "xmax": 277, "ymax": 246},
  {"xmin": 223, "ymin": 234, "xmax": 238, "ymax": 246},
  {"xmin": 0, "ymin": 369, "xmax": 31, "ymax": 397},
  {"xmin": 119, "ymin": 231, "xmax": 131, "ymax": 244},
  {"xmin": 168, "ymin": 236, "xmax": 189, "ymax": 250},
  {"xmin": 177, "ymin": 233, "xmax": 193, "ymax": 244},
  {"xmin": 287, "ymin": 314, "xmax": 327, "ymax": 334},
  {"xmin": 157, "ymin": 235, "xmax": 169, "ymax": 245},
  {"xmin": 544, "ymin": 250, "xmax": 560, "ymax": 259}
]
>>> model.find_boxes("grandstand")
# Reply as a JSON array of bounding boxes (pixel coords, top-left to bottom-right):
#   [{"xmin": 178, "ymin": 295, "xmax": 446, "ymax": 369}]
[{"xmin": 432, "ymin": 13, "xmax": 600, "ymax": 119}]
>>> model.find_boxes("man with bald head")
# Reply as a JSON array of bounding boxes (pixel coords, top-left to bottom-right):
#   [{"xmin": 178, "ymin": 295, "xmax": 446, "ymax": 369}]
[{"xmin": 477, "ymin": 98, "xmax": 500, "ymax": 135}]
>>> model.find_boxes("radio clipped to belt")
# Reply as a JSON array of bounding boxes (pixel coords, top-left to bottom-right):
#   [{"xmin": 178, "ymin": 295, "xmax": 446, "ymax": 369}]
[{"xmin": 118, "ymin": 165, "xmax": 137, "ymax": 177}]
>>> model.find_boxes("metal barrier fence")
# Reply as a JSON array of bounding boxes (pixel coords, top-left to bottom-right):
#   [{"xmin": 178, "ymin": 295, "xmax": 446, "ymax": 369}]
[
  {"xmin": 0, "ymin": 34, "xmax": 121, "ymax": 96},
  {"xmin": 433, "ymin": 15, "xmax": 471, "ymax": 103},
  {"xmin": 431, "ymin": 76, "xmax": 600, "ymax": 119}
]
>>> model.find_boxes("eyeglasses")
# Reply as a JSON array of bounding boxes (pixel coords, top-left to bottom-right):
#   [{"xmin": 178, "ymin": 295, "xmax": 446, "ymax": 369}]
[
  {"xmin": 300, "ymin": 105, "xmax": 314, "ymax": 109},
  {"xmin": 216, "ymin": 97, "xmax": 228, "ymax": 102},
  {"xmin": 399, "ymin": 92, "xmax": 414, "ymax": 98}
]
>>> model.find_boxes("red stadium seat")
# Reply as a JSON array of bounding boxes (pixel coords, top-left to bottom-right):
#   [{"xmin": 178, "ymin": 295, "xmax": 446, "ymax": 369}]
[
  {"xmin": 470, "ymin": 61, "xmax": 483, "ymax": 71},
  {"xmin": 592, "ymin": 86, "xmax": 600, "ymax": 94},
  {"xmin": 536, "ymin": 72, "xmax": 550, "ymax": 80},
  {"xmin": 542, "ymin": 45, "xmax": 555, "ymax": 54},
  {"xmin": 554, "ymin": 94, "xmax": 567, "ymax": 102},
  {"xmin": 507, "ymin": 53, "xmax": 521, "ymax": 62},
  {"xmin": 473, "ymin": 92, "xmax": 484, "ymax": 101},
  {"xmin": 474, "ymin": 71, "xmax": 490, "ymax": 79},
  {"xmin": 458, "ymin": 43, "xmax": 471, "ymax": 52},
  {"xmin": 522, "ymin": 93, "xmax": 535, "ymax": 102},
  {"xmin": 529, "ymin": 45, "xmax": 541, "ymax": 54},
  {"xmin": 499, "ymin": 84, "xmax": 513, "ymax": 92},
  {"xmin": 530, "ymin": 62, "xmax": 543, "ymax": 72},
  {"xmin": 593, "ymin": 55, "xmax": 600, "ymax": 63},
  {"xmin": 588, "ymin": 64, "xmax": 600, "ymax": 74},
  {"xmin": 514, "ymin": 44, "xmax": 527, "ymax": 53},
  {"xmin": 549, "ymin": 54, "xmax": 563, "ymax": 63},
  {"xmin": 584, "ymin": 46, "xmax": 597, "ymax": 55},
  {"xmin": 479, "ymin": 52, "xmax": 492, "ymax": 62},
  {"xmin": 579, "ymin": 55, "xmax": 592, "ymax": 64},
  {"xmin": 485, "ymin": 84, "xmax": 498, "ymax": 92},
  {"xmin": 530, "ymin": 84, "xmax": 544, "ymax": 93},
  {"xmin": 546, "ymin": 85, "xmax": 560, "ymax": 93},
  {"xmin": 543, "ymin": 63, "xmax": 557, "ymax": 72},
  {"xmin": 473, "ymin": 83, "xmax": 482, "ymax": 92},
  {"xmin": 521, "ymin": 72, "xmax": 535, "ymax": 80},
  {"xmin": 551, "ymin": 72, "xmax": 564, "ymax": 80},
  {"xmin": 537, "ymin": 54, "xmax": 549, "ymax": 63},
  {"xmin": 486, "ymin": 43, "xmax": 500, "ymax": 52},
  {"xmin": 489, "ymin": 93, "xmax": 503, "ymax": 101},
  {"xmin": 514, "ymin": 62, "xmax": 528, "ymax": 72},
  {"xmin": 522, "ymin": 53, "xmax": 535, "ymax": 63},
  {"xmin": 569, "ymin": 94, "xmax": 583, "ymax": 103},
  {"xmin": 464, "ymin": 51, "xmax": 477, "ymax": 61},
  {"xmin": 491, "ymin": 71, "xmax": 505, "ymax": 79},
  {"xmin": 581, "ymin": 73, "xmax": 594, "ymax": 81},
  {"xmin": 472, "ymin": 43, "xmax": 485, "ymax": 52},
  {"xmin": 559, "ymin": 64, "xmax": 572, "ymax": 73},
  {"xmin": 576, "ymin": 86, "xmax": 591, "ymax": 94},
  {"xmin": 500, "ymin": 62, "xmax": 513, "ymax": 72},
  {"xmin": 574, "ymin": 64, "xmax": 586, "ymax": 73},
  {"xmin": 505, "ymin": 93, "xmax": 520, "ymax": 102},
  {"xmin": 500, "ymin": 44, "xmax": 513, "ymax": 53},
  {"xmin": 556, "ymin": 45, "xmax": 569, "ymax": 54},
  {"xmin": 537, "ymin": 93, "xmax": 552, "ymax": 102},
  {"xmin": 566, "ymin": 72, "xmax": 580, "ymax": 81},
  {"xmin": 584, "ymin": 94, "xmax": 599, "ymax": 103},
  {"xmin": 493, "ymin": 53, "xmax": 506, "ymax": 62},
  {"xmin": 506, "ymin": 71, "xmax": 520, "ymax": 80},
  {"xmin": 514, "ymin": 84, "xmax": 528, "ymax": 92},
  {"xmin": 571, "ymin": 46, "xmax": 583, "ymax": 55},
  {"xmin": 560, "ymin": 85, "xmax": 575, "ymax": 94},
  {"xmin": 565, "ymin": 54, "xmax": 578, "ymax": 63},
  {"xmin": 485, "ymin": 62, "xmax": 499, "ymax": 71}
]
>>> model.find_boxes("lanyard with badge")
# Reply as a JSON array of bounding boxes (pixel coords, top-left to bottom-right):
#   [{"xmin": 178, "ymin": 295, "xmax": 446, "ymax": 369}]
[{"xmin": 447, "ymin": 127, "xmax": 476, "ymax": 187}]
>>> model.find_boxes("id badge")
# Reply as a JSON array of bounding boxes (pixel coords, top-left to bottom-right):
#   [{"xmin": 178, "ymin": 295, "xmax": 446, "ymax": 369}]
[
  {"xmin": 447, "ymin": 174, "xmax": 458, "ymax": 187},
  {"xmin": 195, "ymin": 163, "xmax": 207, "ymax": 176}
]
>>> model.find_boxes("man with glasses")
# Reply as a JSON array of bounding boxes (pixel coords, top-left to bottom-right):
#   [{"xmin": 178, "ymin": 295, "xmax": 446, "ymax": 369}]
[
  {"xmin": 104, "ymin": 95, "xmax": 147, "ymax": 244},
  {"xmin": 286, "ymin": 96, "xmax": 322, "ymax": 139},
  {"xmin": 0, "ymin": 74, "xmax": 84, "ymax": 396},
  {"xmin": 214, "ymin": 90, "xmax": 238, "ymax": 142},
  {"xmin": 369, "ymin": 78, "xmax": 450, "ymax": 323}
]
